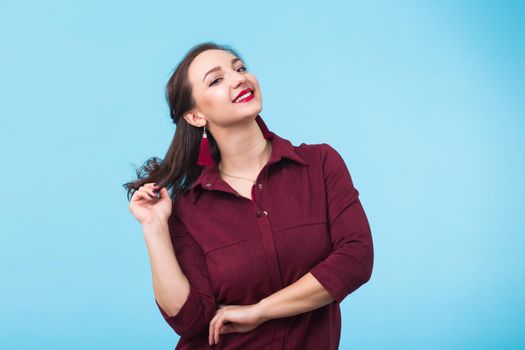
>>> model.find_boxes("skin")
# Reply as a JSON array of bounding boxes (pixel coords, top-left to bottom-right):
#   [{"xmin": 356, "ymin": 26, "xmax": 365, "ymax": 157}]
[
  {"xmin": 183, "ymin": 49, "xmax": 271, "ymax": 178},
  {"xmin": 209, "ymin": 274, "xmax": 334, "ymax": 346},
  {"xmin": 129, "ymin": 183, "xmax": 171, "ymax": 224},
  {"xmin": 130, "ymin": 50, "xmax": 335, "ymax": 346}
]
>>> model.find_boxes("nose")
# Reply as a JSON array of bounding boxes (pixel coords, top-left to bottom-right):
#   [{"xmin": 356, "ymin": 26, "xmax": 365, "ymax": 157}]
[{"xmin": 232, "ymin": 70, "xmax": 247, "ymax": 87}]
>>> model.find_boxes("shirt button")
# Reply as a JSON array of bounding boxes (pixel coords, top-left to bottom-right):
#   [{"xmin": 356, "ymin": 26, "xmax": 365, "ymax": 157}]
[
  {"xmin": 256, "ymin": 210, "xmax": 262, "ymax": 217},
  {"xmin": 262, "ymin": 210, "xmax": 268, "ymax": 216},
  {"xmin": 257, "ymin": 183, "xmax": 263, "ymax": 189},
  {"xmin": 205, "ymin": 182, "xmax": 212, "ymax": 187}
]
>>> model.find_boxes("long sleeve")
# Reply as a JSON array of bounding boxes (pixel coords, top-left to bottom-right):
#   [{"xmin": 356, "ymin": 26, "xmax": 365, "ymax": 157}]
[
  {"xmin": 309, "ymin": 143, "xmax": 374, "ymax": 303},
  {"xmin": 155, "ymin": 209, "xmax": 217, "ymax": 338}
]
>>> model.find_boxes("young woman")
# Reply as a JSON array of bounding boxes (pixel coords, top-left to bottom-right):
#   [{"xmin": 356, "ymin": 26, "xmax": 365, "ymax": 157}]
[{"xmin": 124, "ymin": 42, "xmax": 374, "ymax": 349}]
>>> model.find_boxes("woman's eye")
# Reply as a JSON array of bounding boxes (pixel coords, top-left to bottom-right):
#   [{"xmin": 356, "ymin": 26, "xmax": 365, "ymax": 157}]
[
  {"xmin": 209, "ymin": 67, "xmax": 247, "ymax": 87},
  {"xmin": 210, "ymin": 78, "xmax": 222, "ymax": 86}
]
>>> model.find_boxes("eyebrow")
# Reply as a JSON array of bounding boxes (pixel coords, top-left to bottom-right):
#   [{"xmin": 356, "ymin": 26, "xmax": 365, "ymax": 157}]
[{"xmin": 202, "ymin": 57, "xmax": 242, "ymax": 83}]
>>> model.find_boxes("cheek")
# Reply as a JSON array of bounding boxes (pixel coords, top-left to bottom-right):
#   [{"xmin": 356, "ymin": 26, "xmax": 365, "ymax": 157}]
[
  {"xmin": 251, "ymin": 80, "xmax": 262, "ymax": 98},
  {"xmin": 203, "ymin": 90, "xmax": 231, "ymax": 107}
]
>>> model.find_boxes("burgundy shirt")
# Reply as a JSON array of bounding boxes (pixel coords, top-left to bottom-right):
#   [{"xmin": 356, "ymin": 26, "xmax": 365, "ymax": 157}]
[{"xmin": 155, "ymin": 131, "xmax": 374, "ymax": 349}]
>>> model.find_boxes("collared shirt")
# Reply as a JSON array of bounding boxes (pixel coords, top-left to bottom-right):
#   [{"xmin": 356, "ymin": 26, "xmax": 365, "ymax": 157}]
[{"xmin": 155, "ymin": 131, "xmax": 374, "ymax": 349}]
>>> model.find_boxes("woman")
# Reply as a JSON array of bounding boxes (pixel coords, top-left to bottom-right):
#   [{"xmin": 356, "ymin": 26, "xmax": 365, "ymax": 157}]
[{"xmin": 124, "ymin": 42, "xmax": 374, "ymax": 349}]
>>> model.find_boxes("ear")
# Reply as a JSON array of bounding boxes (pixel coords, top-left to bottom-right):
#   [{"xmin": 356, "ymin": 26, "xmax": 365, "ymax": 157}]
[{"xmin": 183, "ymin": 111, "xmax": 207, "ymax": 128}]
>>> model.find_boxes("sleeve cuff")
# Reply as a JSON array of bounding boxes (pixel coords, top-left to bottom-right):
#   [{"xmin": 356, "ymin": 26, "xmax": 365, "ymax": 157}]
[
  {"xmin": 155, "ymin": 285, "xmax": 203, "ymax": 335},
  {"xmin": 309, "ymin": 263, "xmax": 350, "ymax": 304}
]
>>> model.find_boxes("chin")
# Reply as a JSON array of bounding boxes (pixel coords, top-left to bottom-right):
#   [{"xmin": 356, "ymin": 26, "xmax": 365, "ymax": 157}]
[{"xmin": 236, "ymin": 102, "xmax": 262, "ymax": 115}]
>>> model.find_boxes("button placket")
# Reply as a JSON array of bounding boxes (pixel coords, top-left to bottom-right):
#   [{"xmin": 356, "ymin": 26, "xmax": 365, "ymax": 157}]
[
  {"xmin": 253, "ymin": 157, "xmax": 285, "ymax": 349},
  {"xmin": 253, "ymin": 171, "xmax": 267, "ymax": 217}
]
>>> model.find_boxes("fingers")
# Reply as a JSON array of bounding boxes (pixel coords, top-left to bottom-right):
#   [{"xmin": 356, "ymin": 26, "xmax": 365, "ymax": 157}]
[
  {"xmin": 131, "ymin": 183, "xmax": 161, "ymax": 203},
  {"xmin": 143, "ymin": 183, "xmax": 161, "ymax": 198},
  {"xmin": 220, "ymin": 323, "xmax": 234, "ymax": 334},
  {"xmin": 131, "ymin": 190, "xmax": 149, "ymax": 203},
  {"xmin": 137, "ymin": 187, "xmax": 156, "ymax": 200},
  {"xmin": 211, "ymin": 316, "xmax": 222, "ymax": 345},
  {"xmin": 209, "ymin": 308, "xmax": 225, "ymax": 346},
  {"xmin": 215, "ymin": 317, "xmax": 223, "ymax": 345},
  {"xmin": 158, "ymin": 186, "xmax": 168, "ymax": 198},
  {"xmin": 209, "ymin": 311, "xmax": 219, "ymax": 345}
]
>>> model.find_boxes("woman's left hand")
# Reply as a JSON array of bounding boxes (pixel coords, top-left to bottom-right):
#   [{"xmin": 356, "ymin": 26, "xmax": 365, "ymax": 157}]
[{"xmin": 208, "ymin": 302, "xmax": 267, "ymax": 346}]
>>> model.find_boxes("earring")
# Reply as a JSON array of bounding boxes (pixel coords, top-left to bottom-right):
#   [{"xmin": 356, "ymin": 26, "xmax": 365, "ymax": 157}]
[
  {"xmin": 256, "ymin": 114, "xmax": 273, "ymax": 140},
  {"xmin": 197, "ymin": 125, "xmax": 213, "ymax": 166},
  {"xmin": 197, "ymin": 116, "xmax": 272, "ymax": 166}
]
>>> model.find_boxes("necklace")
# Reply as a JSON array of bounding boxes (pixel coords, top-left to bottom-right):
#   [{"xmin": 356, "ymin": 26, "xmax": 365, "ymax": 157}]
[
  {"xmin": 218, "ymin": 140, "xmax": 271, "ymax": 184},
  {"xmin": 218, "ymin": 170, "xmax": 256, "ymax": 184}
]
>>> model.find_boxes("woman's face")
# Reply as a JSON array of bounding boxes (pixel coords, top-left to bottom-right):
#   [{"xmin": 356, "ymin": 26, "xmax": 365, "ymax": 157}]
[{"xmin": 185, "ymin": 49, "xmax": 263, "ymax": 130}]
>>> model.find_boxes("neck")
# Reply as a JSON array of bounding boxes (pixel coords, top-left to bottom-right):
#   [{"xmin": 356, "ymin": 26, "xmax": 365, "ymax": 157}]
[{"xmin": 213, "ymin": 118, "xmax": 272, "ymax": 176}]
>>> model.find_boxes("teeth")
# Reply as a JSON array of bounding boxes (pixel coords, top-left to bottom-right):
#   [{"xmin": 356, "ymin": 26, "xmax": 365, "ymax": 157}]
[{"xmin": 234, "ymin": 91, "xmax": 253, "ymax": 103}]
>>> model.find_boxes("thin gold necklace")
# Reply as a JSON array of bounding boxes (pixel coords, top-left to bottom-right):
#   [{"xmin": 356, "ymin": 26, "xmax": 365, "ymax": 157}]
[{"xmin": 218, "ymin": 140, "xmax": 271, "ymax": 184}]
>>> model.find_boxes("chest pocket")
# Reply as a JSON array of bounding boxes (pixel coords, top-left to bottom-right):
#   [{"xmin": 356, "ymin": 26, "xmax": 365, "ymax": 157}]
[
  {"xmin": 205, "ymin": 237, "xmax": 271, "ymax": 305},
  {"xmin": 273, "ymin": 219, "xmax": 332, "ymax": 285},
  {"xmin": 204, "ymin": 218, "xmax": 332, "ymax": 307}
]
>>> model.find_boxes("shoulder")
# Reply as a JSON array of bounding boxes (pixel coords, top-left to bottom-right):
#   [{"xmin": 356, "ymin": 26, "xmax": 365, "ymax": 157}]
[
  {"xmin": 167, "ymin": 192, "xmax": 193, "ymax": 228},
  {"xmin": 293, "ymin": 142, "xmax": 345, "ymax": 166},
  {"xmin": 294, "ymin": 142, "xmax": 354, "ymax": 189}
]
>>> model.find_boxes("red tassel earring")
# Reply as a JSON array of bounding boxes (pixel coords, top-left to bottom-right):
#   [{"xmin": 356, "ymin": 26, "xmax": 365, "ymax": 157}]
[
  {"xmin": 256, "ymin": 114, "xmax": 273, "ymax": 140},
  {"xmin": 197, "ymin": 125, "xmax": 213, "ymax": 166},
  {"xmin": 197, "ymin": 116, "xmax": 272, "ymax": 166}
]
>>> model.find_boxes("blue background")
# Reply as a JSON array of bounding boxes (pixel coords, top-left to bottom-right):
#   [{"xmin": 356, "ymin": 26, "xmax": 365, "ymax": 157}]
[{"xmin": 1, "ymin": 1, "xmax": 523, "ymax": 349}]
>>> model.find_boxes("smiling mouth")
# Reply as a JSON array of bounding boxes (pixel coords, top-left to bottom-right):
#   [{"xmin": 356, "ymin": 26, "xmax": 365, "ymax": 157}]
[{"xmin": 233, "ymin": 89, "xmax": 255, "ymax": 103}]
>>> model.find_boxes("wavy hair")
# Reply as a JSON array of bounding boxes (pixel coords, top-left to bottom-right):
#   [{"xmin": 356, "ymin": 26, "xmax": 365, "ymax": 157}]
[{"xmin": 122, "ymin": 42, "xmax": 245, "ymax": 204}]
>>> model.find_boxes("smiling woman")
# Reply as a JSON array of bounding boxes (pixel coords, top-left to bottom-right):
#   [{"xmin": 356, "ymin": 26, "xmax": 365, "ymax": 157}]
[{"xmin": 123, "ymin": 41, "xmax": 374, "ymax": 350}]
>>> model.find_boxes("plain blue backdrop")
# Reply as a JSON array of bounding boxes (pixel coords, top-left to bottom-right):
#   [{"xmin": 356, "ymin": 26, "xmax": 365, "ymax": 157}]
[{"xmin": 1, "ymin": 1, "xmax": 523, "ymax": 349}]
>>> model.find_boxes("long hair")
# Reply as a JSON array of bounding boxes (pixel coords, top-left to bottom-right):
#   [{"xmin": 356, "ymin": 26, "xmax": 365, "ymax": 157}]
[{"xmin": 122, "ymin": 42, "xmax": 245, "ymax": 204}]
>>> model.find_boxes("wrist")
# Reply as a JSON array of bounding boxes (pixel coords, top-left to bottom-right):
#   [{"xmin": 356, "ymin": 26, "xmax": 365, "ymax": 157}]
[
  {"xmin": 255, "ymin": 297, "xmax": 271, "ymax": 324},
  {"xmin": 142, "ymin": 217, "xmax": 169, "ymax": 235}
]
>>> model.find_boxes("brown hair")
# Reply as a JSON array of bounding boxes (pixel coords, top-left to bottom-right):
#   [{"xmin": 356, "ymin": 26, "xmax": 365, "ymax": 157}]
[{"xmin": 122, "ymin": 41, "xmax": 245, "ymax": 204}]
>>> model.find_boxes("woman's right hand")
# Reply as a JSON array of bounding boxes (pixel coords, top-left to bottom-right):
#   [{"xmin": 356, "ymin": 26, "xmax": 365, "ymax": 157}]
[{"xmin": 128, "ymin": 183, "xmax": 172, "ymax": 225}]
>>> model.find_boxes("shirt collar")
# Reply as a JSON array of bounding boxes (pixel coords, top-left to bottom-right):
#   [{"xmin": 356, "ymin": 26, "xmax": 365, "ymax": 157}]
[{"xmin": 187, "ymin": 131, "xmax": 308, "ymax": 204}]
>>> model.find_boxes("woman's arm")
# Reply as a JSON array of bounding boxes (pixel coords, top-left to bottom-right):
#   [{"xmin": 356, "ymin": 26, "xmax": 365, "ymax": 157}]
[
  {"xmin": 256, "ymin": 143, "xmax": 374, "ymax": 322},
  {"xmin": 208, "ymin": 272, "xmax": 335, "ymax": 345},
  {"xmin": 130, "ymin": 184, "xmax": 217, "ymax": 338},
  {"xmin": 254, "ymin": 272, "xmax": 334, "ymax": 323},
  {"xmin": 143, "ymin": 219, "xmax": 190, "ymax": 316},
  {"xmin": 150, "ymin": 212, "xmax": 218, "ymax": 338}
]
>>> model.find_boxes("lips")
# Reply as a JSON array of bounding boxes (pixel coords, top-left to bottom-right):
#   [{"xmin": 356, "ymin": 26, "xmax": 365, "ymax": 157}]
[{"xmin": 233, "ymin": 88, "xmax": 254, "ymax": 102}]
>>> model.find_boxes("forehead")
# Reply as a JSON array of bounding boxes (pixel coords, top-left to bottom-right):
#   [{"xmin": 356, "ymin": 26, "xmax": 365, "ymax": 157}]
[{"xmin": 188, "ymin": 49, "xmax": 238, "ymax": 85}]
